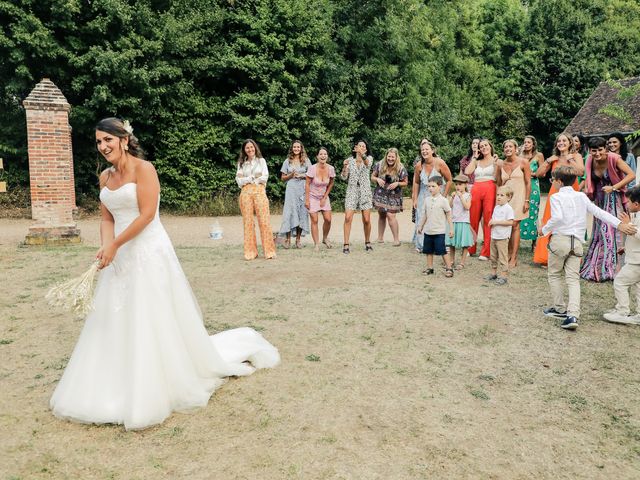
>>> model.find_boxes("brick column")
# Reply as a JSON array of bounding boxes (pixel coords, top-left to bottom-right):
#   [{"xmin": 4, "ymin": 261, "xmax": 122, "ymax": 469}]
[{"xmin": 23, "ymin": 78, "xmax": 80, "ymax": 245}]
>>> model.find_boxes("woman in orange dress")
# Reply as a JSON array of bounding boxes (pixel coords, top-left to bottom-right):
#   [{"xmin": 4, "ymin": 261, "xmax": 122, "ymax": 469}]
[{"xmin": 533, "ymin": 133, "xmax": 584, "ymax": 265}]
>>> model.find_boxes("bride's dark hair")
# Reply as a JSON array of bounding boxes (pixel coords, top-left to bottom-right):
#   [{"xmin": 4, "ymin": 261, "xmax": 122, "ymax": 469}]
[{"xmin": 95, "ymin": 117, "xmax": 145, "ymax": 159}]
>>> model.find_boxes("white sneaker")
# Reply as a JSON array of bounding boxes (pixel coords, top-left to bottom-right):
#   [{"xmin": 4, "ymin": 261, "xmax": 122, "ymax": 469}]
[
  {"xmin": 478, "ymin": 255, "xmax": 489, "ymax": 261},
  {"xmin": 603, "ymin": 312, "xmax": 640, "ymax": 325}
]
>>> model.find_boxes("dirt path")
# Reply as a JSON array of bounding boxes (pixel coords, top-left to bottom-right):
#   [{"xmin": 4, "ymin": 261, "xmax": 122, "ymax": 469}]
[
  {"xmin": 1, "ymin": 201, "xmax": 421, "ymax": 248},
  {"xmin": 1, "ymin": 196, "xmax": 549, "ymax": 248}
]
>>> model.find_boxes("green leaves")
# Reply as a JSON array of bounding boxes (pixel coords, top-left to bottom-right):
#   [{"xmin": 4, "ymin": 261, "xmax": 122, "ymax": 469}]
[{"xmin": 2, "ymin": 0, "xmax": 640, "ymax": 209}]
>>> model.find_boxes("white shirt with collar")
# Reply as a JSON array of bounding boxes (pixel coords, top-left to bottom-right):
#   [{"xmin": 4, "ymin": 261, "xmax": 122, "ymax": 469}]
[
  {"xmin": 236, "ymin": 158, "xmax": 269, "ymax": 187},
  {"xmin": 542, "ymin": 186, "xmax": 621, "ymax": 240},
  {"xmin": 624, "ymin": 213, "xmax": 640, "ymax": 264}
]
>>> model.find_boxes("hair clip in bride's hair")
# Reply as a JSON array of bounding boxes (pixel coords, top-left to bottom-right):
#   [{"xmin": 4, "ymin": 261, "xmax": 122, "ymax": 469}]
[{"xmin": 122, "ymin": 120, "xmax": 134, "ymax": 135}]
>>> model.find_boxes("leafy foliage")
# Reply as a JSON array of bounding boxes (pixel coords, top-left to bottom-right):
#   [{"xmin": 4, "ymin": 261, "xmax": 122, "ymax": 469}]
[{"xmin": 1, "ymin": 0, "xmax": 639, "ymax": 209}]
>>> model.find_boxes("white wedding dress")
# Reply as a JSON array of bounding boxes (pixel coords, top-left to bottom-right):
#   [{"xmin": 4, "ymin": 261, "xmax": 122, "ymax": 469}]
[{"xmin": 50, "ymin": 183, "xmax": 280, "ymax": 430}]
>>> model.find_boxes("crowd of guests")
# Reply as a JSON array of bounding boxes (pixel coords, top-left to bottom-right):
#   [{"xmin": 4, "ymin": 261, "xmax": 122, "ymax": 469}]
[{"xmin": 235, "ymin": 134, "xmax": 640, "ymax": 329}]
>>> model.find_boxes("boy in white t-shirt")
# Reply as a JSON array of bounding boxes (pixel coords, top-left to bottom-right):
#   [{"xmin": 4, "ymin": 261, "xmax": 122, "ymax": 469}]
[
  {"xmin": 485, "ymin": 185, "xmax": 514, "ymax": 285},
  {"xmin": 417, "ymin": 176, "xmax": 455, "ymax": 277}
]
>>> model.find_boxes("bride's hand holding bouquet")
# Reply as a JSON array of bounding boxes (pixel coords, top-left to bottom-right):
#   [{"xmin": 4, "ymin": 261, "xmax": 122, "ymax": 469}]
[{"xmin": 96, "ymin": 242, "xmax": 119, "ymax": 269}]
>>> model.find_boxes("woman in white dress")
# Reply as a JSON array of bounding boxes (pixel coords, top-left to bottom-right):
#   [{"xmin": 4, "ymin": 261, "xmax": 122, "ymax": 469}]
[{"xmin": 49, "ymin": 118, "xmax": 280, "ymax": 430}]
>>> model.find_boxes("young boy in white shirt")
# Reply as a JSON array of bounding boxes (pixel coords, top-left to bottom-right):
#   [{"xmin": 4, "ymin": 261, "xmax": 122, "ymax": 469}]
[
  {"xmin": 604, "ymin": 186, "xmax": 640, "ymax": 325},
  {"xmin": 417, "ymin": 176, "xmax": 455, "ymax": 277},
  {"xmin": 539, "ymin": 166, "xmax": 637, "ymax": 330},
  {"xmin": 485, "ymin": 186, "xmax": 514, "ymax": 285}
]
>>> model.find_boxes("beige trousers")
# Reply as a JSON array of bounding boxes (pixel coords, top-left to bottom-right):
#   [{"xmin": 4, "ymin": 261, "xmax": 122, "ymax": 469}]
[
  {"xmin": 547, "ymin": 234, "xmax": 583, "ymax": 318},
  {"xmin": 613, "ymin": 263, "xmax": 640, "ymax": 315},
  {"xmin": 490, "ymin": 238, "xmax": 509, "ymax": 274}
]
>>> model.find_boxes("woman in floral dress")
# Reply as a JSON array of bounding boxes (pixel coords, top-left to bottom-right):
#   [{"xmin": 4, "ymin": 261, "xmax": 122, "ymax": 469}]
[
  {"xmin": 341, "ymin": 140, "xmax": 374, "ymax": 253},
  {"xmin": 371, "ymin": 147, "xmax": 408, "ymax": 246},
  {"xmin": 519, "ymin": 135, "xmax": 543, "ymax": 251}
]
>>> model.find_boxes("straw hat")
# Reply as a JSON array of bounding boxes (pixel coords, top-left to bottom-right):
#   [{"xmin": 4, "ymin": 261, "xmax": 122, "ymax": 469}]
[{"xmin": 453, "ymin": 174, "xmax": 469, "ymax": 183}]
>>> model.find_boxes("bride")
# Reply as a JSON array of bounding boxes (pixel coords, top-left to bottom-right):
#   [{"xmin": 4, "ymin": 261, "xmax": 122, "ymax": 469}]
[{"xmin": 50, "ymin": 118, "xmax": 280, "ymax": 430}]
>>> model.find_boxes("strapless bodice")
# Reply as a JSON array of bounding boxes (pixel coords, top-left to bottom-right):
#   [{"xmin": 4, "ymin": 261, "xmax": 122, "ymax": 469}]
[{"xmin": 99, "ymin": 183, "xmax": 161, "ymax": 237}]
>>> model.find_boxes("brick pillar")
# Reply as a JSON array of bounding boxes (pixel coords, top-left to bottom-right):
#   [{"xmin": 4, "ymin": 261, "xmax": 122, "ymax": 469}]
[{"xmin": 23, "ymin": 78, "xmax": 80, "ymax": 245}]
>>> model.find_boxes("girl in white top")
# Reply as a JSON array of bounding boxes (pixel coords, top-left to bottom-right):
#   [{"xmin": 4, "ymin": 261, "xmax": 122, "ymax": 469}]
[
  {"xmin": 236, "ymin": 139, "xmax": 276, "ymax": 260},
  {"xmin": 446, "ymin": 174, "xmax": 474, "ymax": 269}
]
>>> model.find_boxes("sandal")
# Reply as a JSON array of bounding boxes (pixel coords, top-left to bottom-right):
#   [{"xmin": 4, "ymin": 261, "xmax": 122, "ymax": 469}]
[
  {"xmin": 393, "ymin": 241, "xmax": 401, "ymax": 247},
  {"xmin": 455, "ymin": 263, "xmax": 464, "ymax": 270},
  {"xmin": 283, "ymin": 238, "xmax": 291, "ymax": 249},
  {"xmin": 422, "ymin": 268, "xmax": 434, "ymax": 275},
  {"xmin": 322, "ymin": 239, "xmax": 332, "ymax": 249},
  {"xmin": 444, "ymin": 268, "xmax": 454, "ymax": 278},
  {"xmin": 343, "ymin": 244, "xmax": 350, "ymax": 254},
  {"xmin": 365, "ymin": 242, "xmax": 373, "ymax": 252}
]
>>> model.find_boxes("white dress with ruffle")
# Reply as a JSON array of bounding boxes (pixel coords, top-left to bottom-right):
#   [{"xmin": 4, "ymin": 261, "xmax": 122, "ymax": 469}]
[{"xmin": 50, "ymin": 183, "xmax": 280, "ymax": 430}]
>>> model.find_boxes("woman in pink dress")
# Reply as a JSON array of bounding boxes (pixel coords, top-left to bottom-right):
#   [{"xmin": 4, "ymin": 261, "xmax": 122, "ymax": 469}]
[{"xmin": 305, "ymin": 147, "xmax": 336, "ymax": 251}]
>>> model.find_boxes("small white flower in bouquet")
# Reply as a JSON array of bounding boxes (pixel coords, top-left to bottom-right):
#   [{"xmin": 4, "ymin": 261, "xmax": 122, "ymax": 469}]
[{"xmin": 46, "ymin": 261, "xmax": 100, "ymax": 318}]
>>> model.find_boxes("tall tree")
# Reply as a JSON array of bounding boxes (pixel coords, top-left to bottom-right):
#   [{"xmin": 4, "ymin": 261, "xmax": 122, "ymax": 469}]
[{"xmin": 511, "ymin": 0, "xmax": 640, "ymax": 149}]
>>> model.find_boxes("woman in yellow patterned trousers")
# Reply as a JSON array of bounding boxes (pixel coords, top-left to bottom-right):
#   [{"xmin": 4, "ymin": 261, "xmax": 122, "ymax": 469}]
[{"xmin": 236, "ymin": 139, "xmax": 276, "ymax": 260}]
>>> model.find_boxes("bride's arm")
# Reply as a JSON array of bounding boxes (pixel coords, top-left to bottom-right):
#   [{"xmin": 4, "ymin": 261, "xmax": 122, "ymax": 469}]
[
  {"xmin": 97, "ymin": 162, "xmax": 160, "ymax": 269},
  {"xmin": 99, "ymin": 205, "xmax": 115, "ymax": 246}
]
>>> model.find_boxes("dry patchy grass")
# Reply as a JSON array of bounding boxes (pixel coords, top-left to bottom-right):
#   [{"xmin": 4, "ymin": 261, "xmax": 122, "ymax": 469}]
[{"xmin": 1, "ymin": 239, "xmax": 639, "ymax": 479}]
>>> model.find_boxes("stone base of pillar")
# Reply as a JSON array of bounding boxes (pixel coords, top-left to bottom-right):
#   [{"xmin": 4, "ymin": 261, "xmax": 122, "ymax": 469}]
[{"xmin": 24, "ymin": 225, "xmax": 82, "ymax": 245}]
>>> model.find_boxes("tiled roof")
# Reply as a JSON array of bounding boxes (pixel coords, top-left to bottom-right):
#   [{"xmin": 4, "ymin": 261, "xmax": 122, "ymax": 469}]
[{"xmin": 564, "ymin": 76, "xmax": 640, "ymax": 136}]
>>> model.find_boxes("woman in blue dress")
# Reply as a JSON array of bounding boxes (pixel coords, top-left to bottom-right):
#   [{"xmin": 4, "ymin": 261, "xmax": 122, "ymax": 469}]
[
  {"xmin": 278, "ymin": 140, "xmax": 311, "ymax": 248},
  {"xmin": 412, "ymin": 139, "xmax": 452, "ymax": 251}
]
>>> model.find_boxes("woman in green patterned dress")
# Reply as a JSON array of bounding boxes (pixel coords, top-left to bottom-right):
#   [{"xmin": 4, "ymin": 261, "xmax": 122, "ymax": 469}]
[{"xmin": 519, "ymin": 135, "xmax": 543, "ymax": 251}]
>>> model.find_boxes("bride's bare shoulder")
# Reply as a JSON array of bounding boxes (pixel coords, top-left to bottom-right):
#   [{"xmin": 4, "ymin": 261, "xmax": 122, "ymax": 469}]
[{"xmin": 99, "ymin": 167, "xmax": 114, "ymax": 188}]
